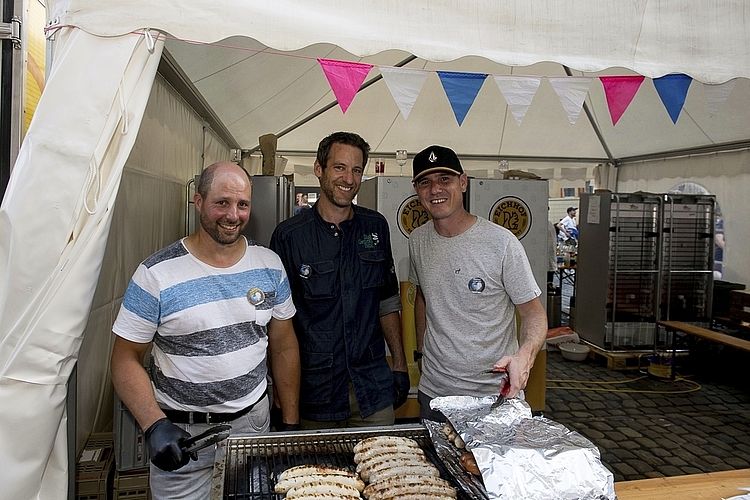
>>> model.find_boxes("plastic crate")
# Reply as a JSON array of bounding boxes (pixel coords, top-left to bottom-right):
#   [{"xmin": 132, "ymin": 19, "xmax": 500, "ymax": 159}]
[
  {"xmin": 114, "ymin": 466, "xmax": 150, "ymax": 500},
  {"xmin": 76, "ymin": 433, "xmax": 115, "ymax": 500},
  {"xmin": 114, "ymin": 394, "xmax": 149, "ymax": 471}
]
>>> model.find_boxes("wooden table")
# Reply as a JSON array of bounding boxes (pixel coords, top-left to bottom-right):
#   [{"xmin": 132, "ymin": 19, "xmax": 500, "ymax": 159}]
[{"xmin": 615, "ymin": 469, "xmax": 750, "ymax": 499}]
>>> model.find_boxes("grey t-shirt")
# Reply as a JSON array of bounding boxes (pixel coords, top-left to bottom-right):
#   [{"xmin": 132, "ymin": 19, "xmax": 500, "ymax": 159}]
[{"xmin": 408, "ymin": 217, "xmax": 541, "ymax": 398}]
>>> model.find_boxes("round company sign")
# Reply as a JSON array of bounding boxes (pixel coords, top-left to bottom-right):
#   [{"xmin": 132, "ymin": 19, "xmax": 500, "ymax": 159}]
[
  {"xmin": 490, "ymin": 196, "xmax": 532, "ymax": 239},
  {"xmin": 397, "ymin": 194, "xmax": 432, "ymax": 237}
]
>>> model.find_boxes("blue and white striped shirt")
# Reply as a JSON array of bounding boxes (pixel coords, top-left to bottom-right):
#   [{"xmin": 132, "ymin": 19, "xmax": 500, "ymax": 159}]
[{"xmin": 113, "ymin": 237, "xmax": 295, "ymax": 413}]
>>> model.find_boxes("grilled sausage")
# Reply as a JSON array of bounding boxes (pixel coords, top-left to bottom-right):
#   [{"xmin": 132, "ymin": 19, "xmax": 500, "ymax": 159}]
[
  {"xmin": 459, "ymin": 452, "xmax": 480, "ymax": 476},
  {"xmin": 283, "ymin": 494, "xmax": 360, "ymax": 500},
  {"xmin": 365, "ymin": 482, "xmax": 457, "ymax": 500},
  {"xmin": 362, "ymin": 474, "xmax": 452, "ymax": 498},
  {"xmin": 284, "ymin": 480, "xmax": 360, "ymax": 498},
  {"xmin": 367, "ymin": 463, "xmax": 441, "ymax": 484},
  {"xmin": 353, "ymin": 436, "xmax": 419, "ymax": 454},
  {"xmin": 278, "ymin": 465, "xmax": 357, "ymax": 482},
  {"xmin": 359, "ymin": 455, "xmax": 431, "ymax": 482},
  {"xmin": 353, "ymin": 444, "xmax": 425, "ymax": 464},
  {"xmin": 274, "ymin": 473, "xmax": 365, "ymax": 493},
  {"xmin": 356, "ymin": 450, "xmax": 427, "ymax": 473}
]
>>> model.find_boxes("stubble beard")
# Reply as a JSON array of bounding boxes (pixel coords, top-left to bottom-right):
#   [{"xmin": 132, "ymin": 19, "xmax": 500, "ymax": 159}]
[{"xmin": 199, "ymin": 211, "xmax": 244, "ymax": 245}]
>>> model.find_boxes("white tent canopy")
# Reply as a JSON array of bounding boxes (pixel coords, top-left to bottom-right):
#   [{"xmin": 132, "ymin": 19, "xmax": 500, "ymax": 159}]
[{"xmin": 2, "ymin": 1, "xmax": 750, "ymax": 497}]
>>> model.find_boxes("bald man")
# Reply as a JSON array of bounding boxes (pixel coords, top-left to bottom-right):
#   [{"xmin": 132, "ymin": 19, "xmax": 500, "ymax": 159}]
[{"xmin": 111, "ymin": 162, "xmax": 300, "ymax": 499}]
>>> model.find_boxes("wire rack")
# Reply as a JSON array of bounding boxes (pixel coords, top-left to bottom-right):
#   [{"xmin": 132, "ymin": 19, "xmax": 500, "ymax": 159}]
[{"xmin": 214, "ymin": 424, "xmax": 483, "ymax": 500}]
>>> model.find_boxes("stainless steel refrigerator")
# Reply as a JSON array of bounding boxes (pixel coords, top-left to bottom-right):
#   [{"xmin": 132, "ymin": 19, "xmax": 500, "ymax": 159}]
[
  {"xmin": 243, "ymin": 175, "xmax": 295, "ymax": 247},
  {"xmin": 464, "ymin": 178, "xmax": 550, "ymax": 293}
]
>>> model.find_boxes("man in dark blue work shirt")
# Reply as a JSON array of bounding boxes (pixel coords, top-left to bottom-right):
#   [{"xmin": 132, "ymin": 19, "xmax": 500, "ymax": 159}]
[{"xmin": 270, "ymin": 131, "xmax": 410, "ymax": 428}]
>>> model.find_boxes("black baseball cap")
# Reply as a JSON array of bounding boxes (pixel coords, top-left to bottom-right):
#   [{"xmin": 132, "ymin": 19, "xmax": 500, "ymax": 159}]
[
  {"xmin": 412, "ymin": 145, "xmax": 464, "ymax": 182},
  {"xmin": 567, "ymin": 206, "xmax": 577, "ymax": 213}
]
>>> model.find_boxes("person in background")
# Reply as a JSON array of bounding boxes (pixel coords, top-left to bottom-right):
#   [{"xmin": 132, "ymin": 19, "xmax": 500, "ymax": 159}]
[
  {"xmin": 295, "ymin": 193, "xmax": 312, "ymax": 215},
  {"xmin": 111, "ymin": 162, "xmax": 300, "ymax": 499},
  {"xmin": 556, "ymin": 206, "xmax": 578, "ymax": 243},
  {"xmin": 407, "ymin": 145, "xmax": 547, "ymax": 422},
  {"xmin": 714, "ymin": 211, "xmax": 725, "ymax": 279},
  {"xmin": 548, "ymin": 219, "xmax": 559, "ymax": 286},
  {"xmin": 270, "ymin": 131, "xmax": 410, "ymax": 429}
]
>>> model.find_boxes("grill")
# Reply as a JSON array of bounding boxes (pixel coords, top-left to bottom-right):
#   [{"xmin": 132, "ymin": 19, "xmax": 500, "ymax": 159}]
[{"xmin": 212, "ymin": 423, "xmax": 486, "ymax": 500}]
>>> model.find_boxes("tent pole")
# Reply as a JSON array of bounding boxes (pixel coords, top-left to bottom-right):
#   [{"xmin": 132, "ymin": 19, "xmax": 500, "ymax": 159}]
[{"xmin": 244, "ymin": 55, "xmax": 418, "ymax": 156}]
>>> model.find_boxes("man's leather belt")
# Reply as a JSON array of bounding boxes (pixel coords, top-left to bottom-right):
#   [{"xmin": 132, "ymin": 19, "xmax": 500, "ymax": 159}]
[{"xmin": 162, "ymin": 397, "xmax": 263, "ymax": 425}]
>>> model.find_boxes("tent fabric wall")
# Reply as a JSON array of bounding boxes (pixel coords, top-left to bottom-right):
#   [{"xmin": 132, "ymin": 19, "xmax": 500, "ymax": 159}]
[
  {"xmin": 617, "ymin": 149, "xmax": 750, "ymax": 286},
  {"xmin": 48, "ymin": 0, "xmax": 750, "ymax": 84},
  {"xmin": 0, "ymin": 30, "xmax": 164, "ymax": 498},
  {"xmin": 77, "ymin": 74, "xmax": 229, "ymax": 454}
]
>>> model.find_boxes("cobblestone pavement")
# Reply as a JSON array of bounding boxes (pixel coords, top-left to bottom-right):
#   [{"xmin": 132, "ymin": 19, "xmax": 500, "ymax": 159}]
[{"xmin": 543, "ymin": 348, "xmax": 750, "ymax": 483}]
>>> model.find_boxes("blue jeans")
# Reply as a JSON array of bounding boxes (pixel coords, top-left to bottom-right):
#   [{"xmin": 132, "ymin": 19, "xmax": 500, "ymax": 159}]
[{"xmin": 149, "ymin": 397, "xmax": 270, "ymax": 500}]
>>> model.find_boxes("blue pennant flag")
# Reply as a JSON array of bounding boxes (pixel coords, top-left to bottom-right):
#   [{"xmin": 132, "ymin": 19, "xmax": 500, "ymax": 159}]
[
  {"xmin": 653, "ymin": 74, "xmax": 693, "ymax": 124},
  {"xmin": 437, "ymin": 71, "xmax": 488, "ymax": 126}
]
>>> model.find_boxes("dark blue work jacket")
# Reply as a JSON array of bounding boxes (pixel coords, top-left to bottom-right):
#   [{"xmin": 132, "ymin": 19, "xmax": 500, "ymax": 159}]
[{"xmin": 270, "ymin": 204, "xmax": 400, "ymax": 421}]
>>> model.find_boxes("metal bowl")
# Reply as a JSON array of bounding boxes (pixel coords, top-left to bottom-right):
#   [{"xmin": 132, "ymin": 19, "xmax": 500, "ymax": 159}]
[{"xmin": 558, "ymin": 343, "xmax": 590, "ymax": 361}]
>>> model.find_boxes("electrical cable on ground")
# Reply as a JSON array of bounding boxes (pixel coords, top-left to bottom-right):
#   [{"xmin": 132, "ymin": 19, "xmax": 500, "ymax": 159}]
[{"xmin": 546, "ymin": 375, "xmax": 702, "ymax": 394}]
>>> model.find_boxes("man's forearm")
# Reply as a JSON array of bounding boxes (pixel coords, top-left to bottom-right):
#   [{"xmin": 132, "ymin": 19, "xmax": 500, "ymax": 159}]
[
  {"xmin": 268, "ymin": 319, "xmax": 300, "ymax": 424},
  {"xmin": 516, "ymin": 298, "xmax": 548, "ymax": 365},
  {"xmin": 381, "ymin": 311, "xmax": 407, "ymax": 372},
  {"xmin": 110, "ymin": 337, "xmax": 165, "ymax": 432}
]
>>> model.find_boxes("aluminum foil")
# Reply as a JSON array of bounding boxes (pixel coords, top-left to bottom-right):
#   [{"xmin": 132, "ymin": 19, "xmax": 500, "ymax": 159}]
[{"xmin": 430, "ymin": 396, "xmax": 616, "ymax": 500}]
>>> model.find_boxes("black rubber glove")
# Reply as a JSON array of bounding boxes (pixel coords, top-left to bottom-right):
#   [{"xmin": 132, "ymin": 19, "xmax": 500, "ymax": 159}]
[
  {"xmin": 392, "ymin": 370, "xmax": 411, "ymax": 410},
  {"xmin": 145, "ymin": 418, "xmax": 192, "ymax": 472}
]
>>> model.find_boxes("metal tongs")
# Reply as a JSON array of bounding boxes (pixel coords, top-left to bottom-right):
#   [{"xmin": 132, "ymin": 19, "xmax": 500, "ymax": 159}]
[
  {"xmin": 484, "ymin": 368, "xmax": 511, "ymax": 409},
  {"xmin": 180, "ymin": 424, "xmax": 231, "ymax": 459}
]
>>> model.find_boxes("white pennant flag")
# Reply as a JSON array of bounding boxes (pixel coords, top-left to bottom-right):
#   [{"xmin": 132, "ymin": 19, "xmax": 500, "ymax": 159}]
[
  {"xmin": 704, "ymin": 80, "xmax": 736, "ymax": 117},
  {"xmin": 379, "ymin": 67, "xmax": 430, "ymax": 120},
  {"xmin": 548, "ymin": 77, "xmax": 593, "ymax": 125},
  {"xmin": 493, "ymin": 76, "xmax": 542, "ymax": 126}
]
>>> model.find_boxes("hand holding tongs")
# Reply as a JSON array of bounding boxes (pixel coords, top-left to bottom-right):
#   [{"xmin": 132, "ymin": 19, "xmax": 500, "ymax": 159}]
[
  {"xmin": 484, "ymin": 368, "xmax": 511, "ymax": 409},
  {"xmin": 180, "ymin": 424, "xmax": 231, "ymax": 459}
]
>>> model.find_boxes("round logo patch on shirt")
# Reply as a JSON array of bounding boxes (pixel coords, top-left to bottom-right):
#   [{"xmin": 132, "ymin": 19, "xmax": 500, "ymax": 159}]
[
  {"xmin": 247, "ymin": 287, "xmax": 265, "ymax": 306},
  {"xmin": 299, "ymin": 264, "xmax": 311, "ymax": 278},
  {"xmin": 397, "ymin": 194, "xmax": 432, "ymax": 237},
  {"xmin": 468, "ymin": 277, "xmax": 486, "ymax": 293},
  {"xmin": 490, "ymin": 196, "xmax": 532, "ymax": 240}
]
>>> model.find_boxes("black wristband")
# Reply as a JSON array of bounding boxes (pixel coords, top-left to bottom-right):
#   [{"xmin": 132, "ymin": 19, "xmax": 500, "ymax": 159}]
[{"xmin": 413, "ymin": 350, "xmax": 423, "ymax": 362}]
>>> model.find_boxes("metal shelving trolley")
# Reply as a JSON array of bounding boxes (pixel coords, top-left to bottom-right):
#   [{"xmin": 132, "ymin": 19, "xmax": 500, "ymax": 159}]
[{"xmin": 575, "ymin": 192, "xmax": 715, "ymax": 351}]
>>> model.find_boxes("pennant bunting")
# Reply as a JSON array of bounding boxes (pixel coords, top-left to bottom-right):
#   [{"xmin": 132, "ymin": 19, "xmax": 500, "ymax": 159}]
[
  {"xmin": 317, "ymin": 58, "xmax": 374, "ymax": 113},
  {"xmin": 704, "ymin": 79, "xmax": 736, "ymax": 117},
  {"xmin": 653, "ymin": 74, "xmax": 693, "ymax": 123},
  {"xmin": 547, "ymin": 77, "xmax": 593, "ymax": 125},
  {"xmin": 600, "ymin": 76, "xmax": 645, "ymax": 126},
  {"xmin": 379, "ymin": 67, "xmax": 430, "ymax": 120},
  {"xmin": 493, "ymin": 76, "xmax": 542, "ymax": 126},
  {"xmin": 436, "ymin": 71, "xmax": 488, "ymax": 126}
]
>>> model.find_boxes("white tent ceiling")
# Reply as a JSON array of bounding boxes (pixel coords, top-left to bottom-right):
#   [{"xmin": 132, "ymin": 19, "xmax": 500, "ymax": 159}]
[
  {"xmin": 163, "ymin": 37, "xmax": 750, "ymax": 169},
  {"xmin": 51, "ymin": 0, "xmax": 750, "ymax": 168}
]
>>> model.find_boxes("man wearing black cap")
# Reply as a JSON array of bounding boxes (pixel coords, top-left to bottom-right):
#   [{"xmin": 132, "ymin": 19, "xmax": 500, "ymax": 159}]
[{"xmin": 407, "ymin": 145, "xmax": 547, "ymax": 421}]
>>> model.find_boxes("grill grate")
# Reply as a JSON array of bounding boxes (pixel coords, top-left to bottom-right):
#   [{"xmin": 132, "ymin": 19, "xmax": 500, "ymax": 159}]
[{"xmin": 217, "ymin": 424, "xmax": 481, "ymax": 500}]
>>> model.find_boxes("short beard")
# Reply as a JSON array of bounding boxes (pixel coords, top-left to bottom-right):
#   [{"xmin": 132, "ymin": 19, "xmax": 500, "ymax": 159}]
[{"xmin": 199, "ymin": 211, "xmax": 243, "ymax": 245}]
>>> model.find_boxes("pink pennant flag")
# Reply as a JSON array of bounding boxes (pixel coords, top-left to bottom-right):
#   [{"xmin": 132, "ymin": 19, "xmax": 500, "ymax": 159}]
[
  {"xmin": 318, "ymin": 59, "xmax": 374, "ymax": 113},
  {"xmin": 600, "ymin": 76, "xmax": 645, "ymax": 126}
]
